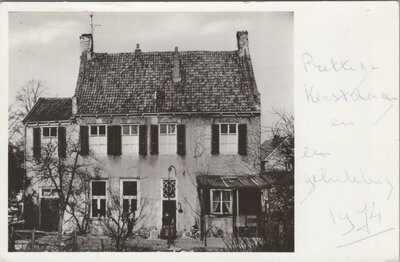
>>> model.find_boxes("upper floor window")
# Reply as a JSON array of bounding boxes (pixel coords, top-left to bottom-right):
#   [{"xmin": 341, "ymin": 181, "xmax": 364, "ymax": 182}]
[
  {"xmin": 122, "ymin": 125, "xmax": 139, "ymax": 155},
  {"xmin": 91, "ymin": 180, "xmax": 107, "ymax": 218},
  {"xmin": 159, "ymin": 124, "xmax": 176, "ymax": 155},
  {"xmin": 89, "ymin": 125, "xmax": 107, "ymax": 155},
  {"xmin": 43, "ymin": 127, "xmax": 57, "ymax": 139},
  {"xmin": 219, "ymin": 124, "xmax": 238, "ymax": 154}
]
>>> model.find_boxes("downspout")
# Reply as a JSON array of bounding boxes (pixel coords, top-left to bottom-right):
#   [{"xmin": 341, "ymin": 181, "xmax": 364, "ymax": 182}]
[{"xmin": 22, "ymin": 123, "xmax": 27, "ymax": 223}]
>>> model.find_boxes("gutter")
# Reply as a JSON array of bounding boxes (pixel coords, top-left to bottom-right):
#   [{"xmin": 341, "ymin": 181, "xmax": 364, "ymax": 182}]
[{"xmin": 75, "ymin": 110, "xmax": 261, "ymax": 118}]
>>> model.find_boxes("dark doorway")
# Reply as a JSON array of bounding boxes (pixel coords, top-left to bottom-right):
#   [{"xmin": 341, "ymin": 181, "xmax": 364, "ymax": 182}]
[
  {"xmin": 161, "ymin": 200, "xmax": 176, "ymax": 239},
  {"xmin": 40, "ymin": 198, "xmax": 59, "ymax": 232}
]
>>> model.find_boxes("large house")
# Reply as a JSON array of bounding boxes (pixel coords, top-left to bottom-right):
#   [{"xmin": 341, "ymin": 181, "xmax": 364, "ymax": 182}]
[{"xmin": 22, "ymin": 31, "xmax": 268, "ymax": 237}]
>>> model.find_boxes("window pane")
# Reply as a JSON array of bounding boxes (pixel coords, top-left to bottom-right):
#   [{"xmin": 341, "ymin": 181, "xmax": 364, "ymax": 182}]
[
  {"xmin": 43, "ymin": 128, "xmax": 49, "ymax": 137},
  {"xmin": 51, "ymin": 127, "xmax": 57, "ymax": 136},
  {"xmin": 99, "ymin": 199, "xmax": 106, "ymax": 217},
  {"xmin": 213, "ymin": 202, "xmax": 221, "ymax": 213},
  {"xmin": 92, "ymin": 199, "xmax": 98, "ymax": 217},
  {"xmin": 131, "ymin": 125, "xmax": 138, "ymax": 135},
  {"xmin": 98, "ymin": 126, "xmax": 106, "ymax": 135},
  {"xmin": 160, "ymin": 125, "xmax": 167, "ymax": 134},
  {"xmin": 123, "ymin": 125, "xmax": 130, "ymax": 135},
  {"xmin": 222, "ymin": 191, "xmax": 231, "ymax": 201},
  {"xmin": 213, "ymin": 191, "xmax": 221, "ymax": 201},
  {"xmin": 123, "ymin": 181, "xmax": 137, "ymax": 196},
  {"xmin": 168, "ymin": 125, "xmax": 175, "ymax": 134},
  {"xmin": 131, "ymin": 199, "xmax": 137, "ymax": 212},
  {"xmin": 90, "ymin": 126, "xmax": 97, "ymax": 135},
  {"xmin": 220, "ymin": 124, "xmax": 228, "ymax": 134},
  {"xmin": 222, "ymin": 202, "xmax": 230, "ymax": 213},
  {"xmin": 229, "ymin": 124, "xmax": 236, "ymax": 134},
  {"xmin": 42, "ymin": 189, "xmax": 51, "ymax": 197},
  {"xmin": 92, "ymin": 181, "xmax": 106, "ymax": 196},
  {"xmin": 123, "ymin": 199, "xmax": 129, "ymax": 214}
]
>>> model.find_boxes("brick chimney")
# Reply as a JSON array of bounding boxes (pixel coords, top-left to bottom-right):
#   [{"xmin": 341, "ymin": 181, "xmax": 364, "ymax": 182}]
[
  {"xmin": 237, "ymin": 31, "xmax": 250, "ymax": 57},
  {"xmin": 172, "ymin": 46, "xmax": 181, "ymax": 83},
  {"xmin": 135, "ymin": 43, "xmax": 141, "ymax": 53},
  {"xmin": 80, "ymin": 33, "xmax": 93, "ymax": 60}
]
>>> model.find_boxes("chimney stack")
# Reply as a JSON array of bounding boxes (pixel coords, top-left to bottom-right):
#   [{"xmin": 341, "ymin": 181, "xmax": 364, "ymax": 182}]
[
  {"xmin": 80, "ymin": 33, "xmax": 93, "ymax": 60},
  {"xmin": 135, "ymin": 43, "xmax": 141, "ymax": 53},
  {"xmin": 72, "ymin": 96, "xmax": 78, "ymax": 115},
  {"xmin": 236, "ymin": 31, "xmax": 250, "ymax": 58},
  {"xmin": 172, "ymin": 46, "xmax": 181, "ymax": 83}
]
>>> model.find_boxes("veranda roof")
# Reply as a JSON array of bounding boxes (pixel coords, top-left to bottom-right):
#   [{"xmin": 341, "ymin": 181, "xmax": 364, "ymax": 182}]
[{"xmin": 197, "ymin": 175, "xmax": 270, "ymax": 189}]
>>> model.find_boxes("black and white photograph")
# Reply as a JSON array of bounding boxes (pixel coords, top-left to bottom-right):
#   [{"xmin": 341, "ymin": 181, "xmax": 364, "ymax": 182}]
[{"xmin": 8, "ymin": 11, "xmax": 294, "ymax": 252}]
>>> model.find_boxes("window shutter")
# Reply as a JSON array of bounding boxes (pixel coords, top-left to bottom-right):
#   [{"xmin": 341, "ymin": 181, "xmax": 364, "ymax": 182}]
[
  {"xmin": 33, "ymin": 128, "xmax": 41, "ymax": 158},
  {"xmin": 139, "ymin": 125, "xmax": 147, "ymax": 156},
  {"xmin": 150, "ymin": 125, "xmax": 159, "ymax": 155},
  {"xmin": 58, "ymin": 127, "xmax": 66, "ymax": 158},
  {"xmin": 211, "ymin": 124, "xmax": 219, "ymax": 155},
  {"xmin": 238, "ymin": 124, "xmax": 247, "ymax": 155},
  {"xmin": 177, "ymin": 124, "xmax": 186, "ymax": 156},
  {"xmin": 204, "ymin": 188, "xmax": 210, "ymax": 215},
  {"xmin": 113, "ymin": 125, "xmax": 122, "ymax": 156},
  {"xmin": 107, "ymin": 126, "xmax": 114, "ymax": 155},
  {"xmin": 80, "ymin": 126, "xmax": 89, "ymax": 156}
]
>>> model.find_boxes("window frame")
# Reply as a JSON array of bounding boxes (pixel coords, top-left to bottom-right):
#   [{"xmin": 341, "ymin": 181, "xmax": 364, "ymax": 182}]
[
  {"xmin": 219, "ymin": 123, "xmax": 238, "ymax": 155},
  {"xmin": 121, "ymin": 125, "xmax": 140, "ymax": 155},
  {"xmin": 39, "ymin": 186, "xmax": 59, "ymax": 199},
  {"xmin": 89, "ymin": 125, "xmax": 108, "ymax": 156},
  {"xmin": 90, "ymin": 180, "xmax": 108, "ymax": 219},
  {"xmin": 158, "ymin": 123, "xmax": 177, "ymax": 155},
  {"xmin": 42, "ymin": 126, "xmax": 58, "ymax": 140},
  {"xmin": 120, "ymin": 178, "xmax": 140, "ymax": 216},
  {"xmin": 210, "ymin": 189, "xmax": 233, "ymax": 215}
]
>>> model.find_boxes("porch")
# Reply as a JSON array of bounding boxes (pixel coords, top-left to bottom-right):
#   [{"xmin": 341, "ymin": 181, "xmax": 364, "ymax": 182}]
[{"xmin": 197, "ymin": 175, "xmax": 270, "ymax": 238}]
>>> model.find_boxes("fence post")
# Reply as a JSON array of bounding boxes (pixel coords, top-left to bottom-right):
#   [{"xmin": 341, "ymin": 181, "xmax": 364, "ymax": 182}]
[
  {"xmin": 73, "ymin": 231, "xmax": 77, "ymax": 251},
  {"xmin": 9, "ymin": 225, "xmax": 15, "ymax": 251},
  {"xmin": 31, "ymin": 228, "xmax": 36, "ymax": 251},
  {"xmin": 101, "ymin": 238, "xmax": 104, "ymax": 251}
]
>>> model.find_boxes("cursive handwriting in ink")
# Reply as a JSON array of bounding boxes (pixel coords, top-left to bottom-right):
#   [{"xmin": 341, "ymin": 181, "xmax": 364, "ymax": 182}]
[{"xmin": 303, "ymin": 146, "xmax": 331, "ymax": 158}]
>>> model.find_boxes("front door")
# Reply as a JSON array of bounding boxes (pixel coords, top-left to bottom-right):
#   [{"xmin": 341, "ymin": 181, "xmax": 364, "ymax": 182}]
[
  {"xmin": 39, "ymin": 188, "xmax": 59, "ymax": 232},
  {"xmin": 40, "ymin": 198, "xmax": 59, "ymax": 232},
  {"xmin": 161, "ymin": 179, "xmax": 177, "ymax": 239}
]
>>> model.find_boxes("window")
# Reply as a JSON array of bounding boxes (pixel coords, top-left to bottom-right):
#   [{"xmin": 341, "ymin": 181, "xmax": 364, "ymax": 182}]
[
  {"xmin": 220, "ymin": 124, "xmax": 238, "ymax": 154},
  {"xmin": 211, "ymin": 190, "xmax": 232, "ymax": 215},
  {"xmin": 91, "ymin": 181, "xmax": 107, "ymax": 218},
  {"xmin": 120, "ymin": 180, "xmax": 138, "ymax": 215},
  {"xmin": 40, "ymin": 187, "xmax": 58, "ymax": 198},
  {"xmin": 89, "ymin": 125, "xmax": 107, "ymax": 155},
  {"xmin": 162, "ymin": 180, "xmax": 176, "ymax": 199},
  {"xmin": 159, "ymin": 124, "xmax": 176, "ymax": 154},
  {"xmin": 43, "ymin": 127, "xmax": 57, "ymax": 139},
  {"xmin": 122, "ymin": 125, "xmax": 139, "ymax": 155}
]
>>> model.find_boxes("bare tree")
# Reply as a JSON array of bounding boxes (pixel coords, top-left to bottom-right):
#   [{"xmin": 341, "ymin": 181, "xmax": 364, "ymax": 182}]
[
  {"xmin": 26, "ymin": 128, "xmax": 96, "ymax": 240},
  {"xmin": 100, "ymin": 192, "xmax": 148, "ymax": 251},
  {"xmin": 270, "ymin": 109, "xmax": 294, "ymax": 171},
  {"xmin": 9, "ymin": 80, "xmax": 47, "ymax": 144}
]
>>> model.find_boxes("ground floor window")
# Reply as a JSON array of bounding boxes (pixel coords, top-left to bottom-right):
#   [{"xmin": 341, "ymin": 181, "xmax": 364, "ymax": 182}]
[
  {"xmin": 210, "ymin": 189, "xmax": 232, "ymax": 215},
  {"xmin": 120, "ymin": 179, "xmax": 138, "ymax": 215},
  {"xmin": 91, "ymin": 180, "xmax": 107, "ymax": 218}
]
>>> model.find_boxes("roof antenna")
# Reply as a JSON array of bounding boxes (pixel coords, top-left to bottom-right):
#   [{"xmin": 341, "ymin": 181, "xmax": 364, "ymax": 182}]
[{"xmin": 89, "ymin": 12, "xmax": 101, "ymax": 52}]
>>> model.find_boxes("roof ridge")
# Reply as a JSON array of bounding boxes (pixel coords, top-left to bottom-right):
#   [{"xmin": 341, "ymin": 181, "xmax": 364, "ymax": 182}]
[{"xmin": 93, "ymin": 50, "xmax": 238, "ymax": 55}]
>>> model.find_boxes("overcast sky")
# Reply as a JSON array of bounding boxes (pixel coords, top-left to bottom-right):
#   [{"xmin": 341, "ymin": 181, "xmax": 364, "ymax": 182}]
[{"xmin": 9, "ymin": 12, "xmax": 293, "ymax": 140}]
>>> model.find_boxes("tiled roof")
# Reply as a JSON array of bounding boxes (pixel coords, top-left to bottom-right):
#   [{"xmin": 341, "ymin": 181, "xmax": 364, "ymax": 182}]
[
  {"xmin": 75, "ymin": 50, "xmax": 260, "ymax": 115},
  {"xmin": 23, "ymin": 97, "xmax": 72, "ymax": 123}
]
